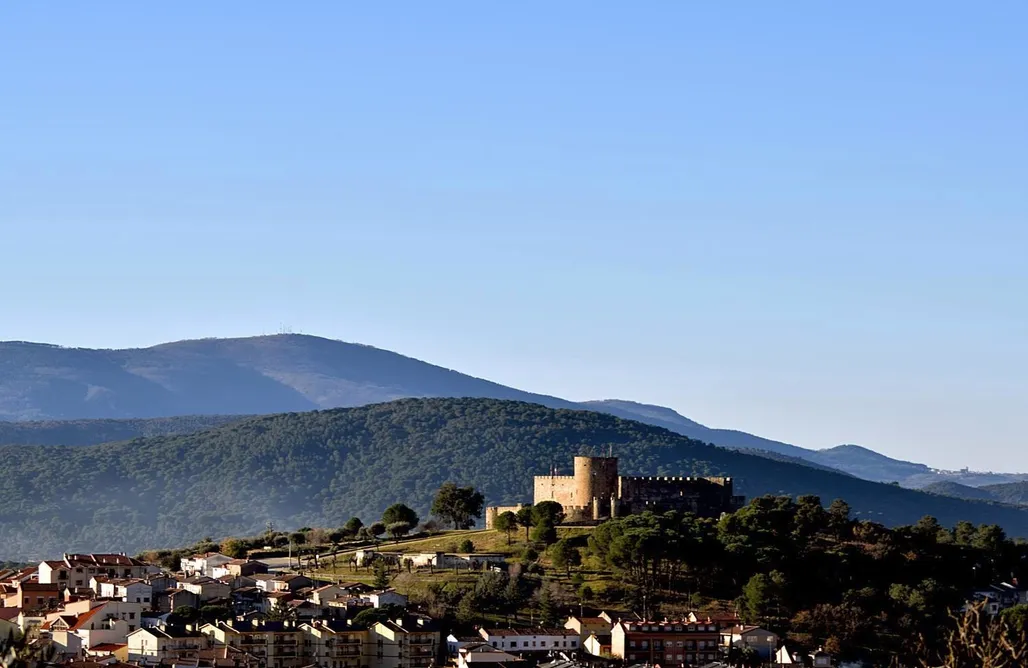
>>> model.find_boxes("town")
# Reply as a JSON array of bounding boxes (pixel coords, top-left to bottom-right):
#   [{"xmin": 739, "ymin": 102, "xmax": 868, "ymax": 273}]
[
  {"xmin": 3, "ymin": 459, "xmax": 1028, "ymax": 668},
  {"xmin": 0, "ymin": 550, "xmax": 829, "ymax": 668}
]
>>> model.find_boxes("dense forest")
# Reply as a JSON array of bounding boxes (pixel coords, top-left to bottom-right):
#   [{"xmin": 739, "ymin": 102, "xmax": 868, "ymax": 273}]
[
  {"xmin": 3, "ymin": 398, "xmax": 1028, "ymax": 560},
  {"xmin": 0, "ymin": 415, "xmax": 241, "ymax": 446},
  {"xmin": 586, "ymin": 498, "xmax": 1028, "ymax": 665}
]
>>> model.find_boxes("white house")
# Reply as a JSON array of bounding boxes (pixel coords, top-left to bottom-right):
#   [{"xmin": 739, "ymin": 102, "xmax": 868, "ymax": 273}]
[
  {"xmin": 478, "ymin": 628, "xmax": 580, "ymax": 653},
  {"xmin": 66, "ymin": 603, "xmax": 138, "ymax": 649},
  {"xmin": 721, "ymin": 625, "xmax": 778, "ymax": 659},
  {"xmin": 126, "ymin": 626, "xmax": 208, "ymax": 665},
  {"xmin": 404, "ymin": 553, "xmax": 508, "ymax": 570},
  {"xmin": 363, "ymin": 589, "xmax": 409, "ymax": 609},
  {"xmin": 180, "ymin": 553, "xmax": 233, "ymax": 578},
  {"xmin": 178, "ymin": 576, "xmax": 231, "ymax": 602},
  {"xmin": 95, "ymin": 579, "xmax": 153, "ymax": 606},
  {"xmin": 457, "ymin": 644, "xmax": 527, "ymax": 668},
  {"xmin": 39, "ymin": 554, "xmax": 149, "ymax": 590},
  {"xmin": 310, "ymin": 583, "xmax": 348, "ymax": 606}
]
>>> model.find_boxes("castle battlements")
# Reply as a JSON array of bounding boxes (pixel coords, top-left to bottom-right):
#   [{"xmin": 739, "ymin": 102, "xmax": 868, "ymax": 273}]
[{"xmin": 486, "ymin": 456, "xmax": 744, "ymax": 528}]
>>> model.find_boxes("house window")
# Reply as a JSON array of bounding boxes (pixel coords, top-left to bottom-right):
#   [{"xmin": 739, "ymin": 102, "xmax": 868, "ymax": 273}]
[
  {"xmin": 129, "ymin": 625, "xmax": 135, "ymax": 631},
  {"xmin": 129, "ymin": 613, "xmax": 136, "ymax": 619},
  {"xmin": 540, "ymin": 642, "xmax": 546, "ymax": 647},
  {"xmin": 629, "ymin": 641, "xmax": 636, "ymax": 649}
]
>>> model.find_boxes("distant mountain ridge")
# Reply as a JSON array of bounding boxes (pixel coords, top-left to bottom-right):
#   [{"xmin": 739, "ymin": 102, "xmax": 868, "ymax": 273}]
[{"xmin": 1, "ymin": 334, "xmax": 1024, "ymax": 488}]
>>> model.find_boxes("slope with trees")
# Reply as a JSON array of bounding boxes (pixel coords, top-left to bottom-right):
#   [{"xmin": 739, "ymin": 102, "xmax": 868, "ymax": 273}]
[
  {"xmin": 3, "ymin": 398, "xmax": 1028, "ymax": 560},
  {"xmin": 0, "ymin": 415, "xmax": 242, "ymax": 447}
]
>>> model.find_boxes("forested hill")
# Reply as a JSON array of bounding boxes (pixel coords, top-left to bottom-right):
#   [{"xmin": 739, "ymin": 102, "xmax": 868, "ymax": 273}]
[
  {"xmin": 2, "ymin": 398, "xmax": 1028, "ymax": 561},
  {"xmin": 0, "ymin": 336, "xmax": 813, "ymax": 461},
  {"xmin": 5, "ymin": 334, "xmax": 1017, "ymax": 489},
  {"xmin": 0, "ymin": 415, "xmax": 242, "ymax": 446}
]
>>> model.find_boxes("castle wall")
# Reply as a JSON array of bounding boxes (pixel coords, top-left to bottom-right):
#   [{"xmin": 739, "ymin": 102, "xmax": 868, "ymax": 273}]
[
  {"xmin": 618, "ymin": 475, "xmax": 741, "ymax": 517},
  {"xmin": 534, "ymin": 475, "xmax": 578, "ymax": 506},
  {"xmin": 484, "ymin": 504, "xmax": 527, "ymax": 529}
]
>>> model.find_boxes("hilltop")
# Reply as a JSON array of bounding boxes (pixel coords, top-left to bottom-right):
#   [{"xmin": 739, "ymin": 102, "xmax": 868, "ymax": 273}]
[{"xmin": 2, "ymin": 397, "xmax": 1028, "ymax": 561}]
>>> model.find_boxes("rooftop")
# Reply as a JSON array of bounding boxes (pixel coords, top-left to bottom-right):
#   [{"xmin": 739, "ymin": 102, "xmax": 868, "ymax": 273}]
[{"xmin": 481, "ymin": 628, "xmax": 575, "ymax": 637}]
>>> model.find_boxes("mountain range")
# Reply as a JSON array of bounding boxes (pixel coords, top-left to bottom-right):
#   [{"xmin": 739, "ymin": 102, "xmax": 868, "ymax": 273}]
[
  {"xmin": 2, "ymin": 397, "xmax": 1028, "ymax": 561},
  {"xmin": 1, "ymin": 334, "xmax": 1025, "ymax": 490}
]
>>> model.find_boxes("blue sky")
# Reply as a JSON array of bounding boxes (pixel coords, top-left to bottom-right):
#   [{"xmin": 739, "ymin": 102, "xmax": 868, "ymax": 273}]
[{"xmin": 1, "ymin": 2, "xmax": 1025, "ymax": 471}]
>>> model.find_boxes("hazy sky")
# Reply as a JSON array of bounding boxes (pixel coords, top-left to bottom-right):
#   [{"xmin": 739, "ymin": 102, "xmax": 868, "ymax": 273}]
[{"xmin": 2, "ymin": 3, "xmax": 1025, "ymax": 471}]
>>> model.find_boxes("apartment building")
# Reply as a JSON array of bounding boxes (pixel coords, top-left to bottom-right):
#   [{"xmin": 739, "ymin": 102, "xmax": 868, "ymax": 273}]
[{"xmin": 611, "ymin": 619, "xmax": 720, "ymax": 667}]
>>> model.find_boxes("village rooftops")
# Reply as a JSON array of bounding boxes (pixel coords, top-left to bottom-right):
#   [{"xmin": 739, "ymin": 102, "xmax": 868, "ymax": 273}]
[
  {"xmin": 69, "ymin": 606, "xmax": 107, "ymax": 631},
  {"xmin": 183, "ymin": 575, "xmax": 220, "ymax": 584},
  {"xmin": 302, "ymin": 619, "xmax": 358, "ymax": 633},
  {"xmin": 216, "ymin": 619, "xmax": 299, "ymax": 632},
  {"xmin": 618, "ymin": 619, "xmax": 719, "ymax": 631},
  {"xmin": 132, "ymin": 626, "xmax": 203, "ymax": 639},
  {"xmin": 480, "ymin": 628, "xmax": 575, "ymax": 637},
  {"xmin": 569, "ymin": 616, "xmax": 608, "ymax": 624},
  {"xmin": 65, "ymin": 553, "xmax": 145, "ymax": 567},
  {"xmin": 266, "ymin": 591, "xmax": 294, "ymax": 599}
]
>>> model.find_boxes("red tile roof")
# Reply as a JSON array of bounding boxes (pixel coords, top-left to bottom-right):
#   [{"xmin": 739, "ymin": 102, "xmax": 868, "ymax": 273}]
[
  {"xmin": 89, "ymin": 644, "xmax": 127, "ymax": 653},
  {"xmin": 0, "ymin": 608, "xmax": 20, "ymax": 621},
  {"xmin": 70, "ymin": 605, "xmax": 106, "ymax": 631}
]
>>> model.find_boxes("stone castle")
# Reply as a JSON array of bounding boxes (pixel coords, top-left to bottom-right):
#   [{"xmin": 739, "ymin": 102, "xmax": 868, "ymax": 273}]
[{"xmin": 485, "ymin": 455, "xmax": 745, "ymax": 528}]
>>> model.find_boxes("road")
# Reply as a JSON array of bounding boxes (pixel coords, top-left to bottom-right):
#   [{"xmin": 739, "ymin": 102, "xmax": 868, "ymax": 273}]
[{"xmin": 253, "ymin": 529, "xmax": 489, "ymax": 572}]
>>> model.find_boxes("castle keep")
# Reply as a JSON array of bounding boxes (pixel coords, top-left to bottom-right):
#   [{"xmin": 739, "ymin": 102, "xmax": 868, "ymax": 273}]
[{"xmin": 485, "ymin": 456, "xmax": 745, "ymax": 528}]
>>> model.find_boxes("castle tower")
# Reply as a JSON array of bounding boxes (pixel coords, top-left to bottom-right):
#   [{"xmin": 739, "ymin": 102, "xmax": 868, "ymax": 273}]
[{"xmin": 574, "ymin": 456, "xmax": 619, "ymax": 519}]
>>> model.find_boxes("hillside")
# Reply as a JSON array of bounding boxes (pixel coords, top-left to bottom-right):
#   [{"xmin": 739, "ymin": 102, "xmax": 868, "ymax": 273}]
[
  {"xmin": 1, "ymin": 334, "xmax": 1023, "ymax": 488},
  {"xmin": 808, "ymin": 444, "xmax": 933, "ymax": 483},
  {"xmin": 582, "ymin": 399, "xmax": 815, "ymax": 459},
  {"xmin": 921, "ymin": 480, "xmax": 999, "ymax": 502},
  {"xmin": 0, "ymin": 415, "xmax": 242, "ymax": 446},
  {"xmin": 981, "ymin": 481, "xmax": 1028, "ymax": 506},
  {"xmin": 1, "ymin": 398, "xmax": 1028, "ymax": 561}
]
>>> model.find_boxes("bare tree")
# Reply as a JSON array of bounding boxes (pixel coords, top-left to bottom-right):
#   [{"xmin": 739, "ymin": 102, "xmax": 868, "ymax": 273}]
[{"xmin": 912, "ymin": 601, "xmax": 1028, "ymax": 668}]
